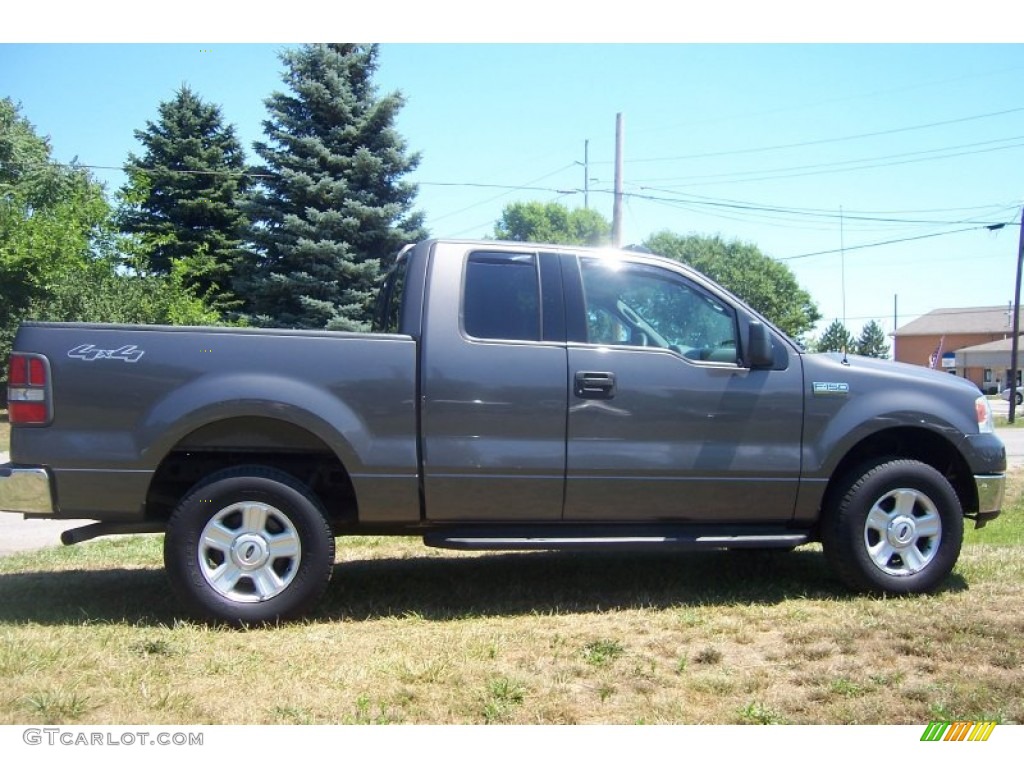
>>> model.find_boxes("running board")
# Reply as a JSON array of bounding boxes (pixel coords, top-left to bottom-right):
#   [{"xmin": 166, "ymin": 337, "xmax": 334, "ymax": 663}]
[
  {"xmin": 424, "ymin": 532, "xmax": 808, "ymax": 552},
  {"xmin": 61, "ymin": 521, "xmax": 165, "ymax": 546}
]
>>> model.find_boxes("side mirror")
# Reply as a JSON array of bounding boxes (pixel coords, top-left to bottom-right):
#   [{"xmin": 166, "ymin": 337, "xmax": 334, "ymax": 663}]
[{"xmin": 747, "ymin": 322, "xmax": 774, "ymax": 369}]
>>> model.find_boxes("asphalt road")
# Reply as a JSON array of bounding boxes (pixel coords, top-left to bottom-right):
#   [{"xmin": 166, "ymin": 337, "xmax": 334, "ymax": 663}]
[{"xmin": 3, "ymin": 424, "xmax": 1024, "ymax": 557}]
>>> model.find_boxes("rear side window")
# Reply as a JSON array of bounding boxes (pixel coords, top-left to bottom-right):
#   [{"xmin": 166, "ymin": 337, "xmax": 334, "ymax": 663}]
[
  {"xmin": 374, "ymin": 252, "xmax": 409, "ymax": 333},
  {"xmin": 463, "ymin": 252, "xmax": 540, "ymax": 341}
]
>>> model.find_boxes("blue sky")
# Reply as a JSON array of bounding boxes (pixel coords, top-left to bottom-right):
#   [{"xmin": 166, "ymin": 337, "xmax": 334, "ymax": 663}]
[{"xmin": 3, "ymin": 33, "xmax": 1024, "ymax": 341}]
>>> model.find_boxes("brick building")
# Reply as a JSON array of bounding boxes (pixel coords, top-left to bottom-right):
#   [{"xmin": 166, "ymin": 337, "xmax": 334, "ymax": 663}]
[{"xmin": 893, "ymin": 305, "xmax": 1023, "ymax": 394}]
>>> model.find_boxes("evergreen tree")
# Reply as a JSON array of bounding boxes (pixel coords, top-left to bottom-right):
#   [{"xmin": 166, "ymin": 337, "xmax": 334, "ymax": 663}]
[
  {"xmin": 241, "ymin": 44, "xmax": 426, "ymax": 330},
  {"xmin": 855, "ymin": 320, "xmax": 890, "ymax": 358},
  {"xmin": 816, "ymin": 319, "xmax": 856, "ymax": 353},
  {"xmin": 118, "ymin": 86, "xmax": 248, "ymax": 308}
]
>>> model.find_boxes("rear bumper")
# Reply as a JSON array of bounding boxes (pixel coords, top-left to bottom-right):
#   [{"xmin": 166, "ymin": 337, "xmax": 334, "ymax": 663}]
[{"xmin": 0, "ymin": 464, "xmax": 54, "ymax": 515}]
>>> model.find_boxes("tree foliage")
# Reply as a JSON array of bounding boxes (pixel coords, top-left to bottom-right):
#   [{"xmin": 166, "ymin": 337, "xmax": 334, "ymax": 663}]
[
  {"xmin": 1, "ymin": 98, "xmax": 111, "ymax": 371},
  {"xmin": 643, "ymin": 232, "xmax": 822, "ymax": 340},
  {"xmin": 816, "ymin": 319, "xmax": 856, "ymax": 353},
  {"xmin": 118, "ymin": 86, "xmax": 249, "ymax": 309},
  {"xmin": 240, "ymin": 44, "xmax": 426, "ymax": 331},
  {"xmin": 493, "ymin": 201, "xmax": 610, "ymax": 246},
  {"xmin": 855, "ymin": 319, "xmax": 890, "ymax": 359},
  {"xmin": 1, "ymin": 99, "xmax": 222, "ymax": 382}
]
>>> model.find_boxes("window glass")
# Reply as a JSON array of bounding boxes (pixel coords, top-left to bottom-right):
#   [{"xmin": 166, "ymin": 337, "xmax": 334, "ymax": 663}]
[
  {"xmin": 579, "ymin": 258, "xmax": 737, "ymax": 363},
  {"xmin": 374, "ymin": 253, "xmax": 409, "ymax": 333},
  {"xmin": 464, "ymin": 253, "xmax": 540, "ymax": 341}
]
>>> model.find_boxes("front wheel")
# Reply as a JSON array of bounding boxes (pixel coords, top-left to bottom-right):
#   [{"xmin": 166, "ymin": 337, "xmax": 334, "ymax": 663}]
[
  {"xmin": 1015, "ymin": 392, "xmax": 1022, "ymax": 406},
  {"xmin": 821, "ymin": 460, "xmax": 963, "ymax": 594},
  {"xmin": 164, "ymin": 466, "xmax": 335, "ymax": 625}
]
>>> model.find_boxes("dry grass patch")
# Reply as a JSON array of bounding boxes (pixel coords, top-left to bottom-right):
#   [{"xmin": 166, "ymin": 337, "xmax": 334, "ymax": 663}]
[
  {"xmin": 0, "ymin": 410, "xmax": 8, "ymax": 453},
  {"xmin": 0, "ymin": 473, "xmax": 1022, "ymax": 724}
]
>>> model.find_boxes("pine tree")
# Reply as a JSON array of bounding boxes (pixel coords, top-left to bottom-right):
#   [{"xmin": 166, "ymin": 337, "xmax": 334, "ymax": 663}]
[
  {"xmin": 856, "ymin": 320, "xmax": 890, "ymax": 358},
  {"xmin": 241, "ymin": 44, "xmax": 426, "ymax": 330},
  {"xmin": 118, "ymin": 86, "xmax": 248, "ymax": 308},
  {"xmin": 816, "ymin": 319, "xmax": 856, "ymax": 353}
]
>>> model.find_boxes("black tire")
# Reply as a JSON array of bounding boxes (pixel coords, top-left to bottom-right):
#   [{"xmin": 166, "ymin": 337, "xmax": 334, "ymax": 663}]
[
  {"xmin": 1015, "ymin": 392, "xmax": 1022, "ymax": 406},
  {"xmin": 164, "ymin": 466, "xmax": 335, "ymax": 625},
  {"xmin": 821, "ymin": 459, "xmax": 963, "ymax": 595}
]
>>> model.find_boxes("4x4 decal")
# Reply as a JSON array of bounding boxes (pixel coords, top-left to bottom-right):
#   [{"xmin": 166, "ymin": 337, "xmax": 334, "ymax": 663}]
[{"xmin": 67, "ymin": 344, "xmax": 145, "ymax": 363}]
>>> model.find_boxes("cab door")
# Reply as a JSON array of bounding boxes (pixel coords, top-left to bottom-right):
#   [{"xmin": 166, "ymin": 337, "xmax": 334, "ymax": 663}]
[
  {"xmin": 420, "ymin": 245, "xmax": 568, "ymax": 521},
  {"xmin": 563, "ymin": 254, "xmax": 804, "ymax": 523}
]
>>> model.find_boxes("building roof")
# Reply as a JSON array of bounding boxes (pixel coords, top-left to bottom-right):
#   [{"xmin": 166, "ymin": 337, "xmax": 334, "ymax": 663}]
[
  {"xmin": 956, "ymin": 336, "xmax": 1024, "ymax": 354},
  {"xmin": 894, "ymin": 306, "xmax": 1022, "ymax": 336}
]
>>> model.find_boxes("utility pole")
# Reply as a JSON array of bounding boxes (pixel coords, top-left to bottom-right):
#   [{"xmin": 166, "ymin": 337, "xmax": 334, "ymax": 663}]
[
  {"xmin": 1010, "ymin": 205, "xmax": 1024, "ymax": 423},
  {"xmin": 612, "ymin": 113, "xmax": 624, "ymax": 247}
]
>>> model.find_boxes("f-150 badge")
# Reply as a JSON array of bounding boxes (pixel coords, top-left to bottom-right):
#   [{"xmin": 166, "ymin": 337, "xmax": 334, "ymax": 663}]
[
  {"xmin": 813, "ymin": 381, "xmax": 850, "ymax": 396},
  {"xmin": 67, "ymin": 344, "xmax": 145, "ymax": 363}
]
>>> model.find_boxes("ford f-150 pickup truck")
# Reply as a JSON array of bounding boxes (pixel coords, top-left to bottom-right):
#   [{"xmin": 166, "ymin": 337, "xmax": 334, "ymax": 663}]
[{"xmin": 0, "ymin": 239, "xmax": 1007, "ymax": 623}]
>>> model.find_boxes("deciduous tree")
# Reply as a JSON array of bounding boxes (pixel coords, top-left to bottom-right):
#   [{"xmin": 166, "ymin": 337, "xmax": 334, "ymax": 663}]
[
  {"xmin": 643, "ymin": 231, "xmax": 822, "ymax": 340},
  {"xmin": 493, "ymin": 201, "xmax": 610, "ymax": 246}
]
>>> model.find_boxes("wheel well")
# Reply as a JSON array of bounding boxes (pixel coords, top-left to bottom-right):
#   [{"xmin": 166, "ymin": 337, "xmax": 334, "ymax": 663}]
[
  {"xmin": 821, "ymin": 427, "xmax": 977, "ymax": 523},
  {"xmin": 145, "ymin": 417, "xmax": 357, "ymax": 531}
]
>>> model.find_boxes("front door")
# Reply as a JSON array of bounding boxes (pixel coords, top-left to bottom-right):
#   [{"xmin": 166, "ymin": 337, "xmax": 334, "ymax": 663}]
[{"xmin": 564, "ymin": 255, "xmax": 804, "ymax": 523}]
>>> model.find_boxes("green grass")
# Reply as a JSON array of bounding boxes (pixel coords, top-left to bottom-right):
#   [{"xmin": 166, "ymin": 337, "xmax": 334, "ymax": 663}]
[
  {"xmin": 0, "ymin": 444, "xmax": 1021, "ymax": 724},
  {"xmin": 993, "ymin": 415, "xmax": 1024, "ymax": 429},
  {"xmin": 0, "ymin": 410, "xmax": 8, "ymax": 453},
  {"xmin": 0, "ymin": 494, "xmax": 1021, "ymax": 724}
]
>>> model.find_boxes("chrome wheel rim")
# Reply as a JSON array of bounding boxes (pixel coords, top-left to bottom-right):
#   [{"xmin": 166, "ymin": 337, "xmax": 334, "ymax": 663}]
[
  {"xmin": 863, "ymin": 488, "xmax": 942, "ymax": 577},
  {"xmin": 199, "ymin": 502, "xmax": 301, "ymax": 603}
]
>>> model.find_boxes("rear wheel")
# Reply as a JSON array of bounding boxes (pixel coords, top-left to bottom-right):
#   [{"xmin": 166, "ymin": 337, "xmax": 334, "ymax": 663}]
[
  {"xmin": 164, "ymin": 466, "xmax": 335, "ymax": 625},
  {"xmin": 822, "ymin": 460, "xmax": 963, "ymax": 594}
]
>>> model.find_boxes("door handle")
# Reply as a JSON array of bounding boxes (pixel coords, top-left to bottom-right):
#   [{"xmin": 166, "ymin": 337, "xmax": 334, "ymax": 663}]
[{"xmin": 574, "ymin": 371, "xmax": 616, "ymax": 399}]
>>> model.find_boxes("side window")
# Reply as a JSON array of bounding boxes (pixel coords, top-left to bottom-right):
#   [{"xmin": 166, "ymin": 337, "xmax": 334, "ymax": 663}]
[
  {"xmin": 463, "ymin": 252, "xmax": 541, "ymax": 341},
  {"xmin": 373, "ymin": 253, "xmax": 409, "ymax": 333},
  {"xmin": 579, "ymin": 258, "xmax": 738, "ymax": 364}
]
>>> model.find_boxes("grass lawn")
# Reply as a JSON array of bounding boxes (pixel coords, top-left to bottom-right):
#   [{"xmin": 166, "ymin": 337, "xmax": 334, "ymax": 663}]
[
  {"xmin": 0, "ymin": 472, "xmax": 1020, "ymax": 725},
  {"xmin": 0, "ymin": 410, "xmax": 8, "ymax": 453}
]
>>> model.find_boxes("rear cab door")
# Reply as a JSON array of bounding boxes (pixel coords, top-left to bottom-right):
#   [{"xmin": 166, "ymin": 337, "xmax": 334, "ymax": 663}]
[{"xmin": 419, "ymin": 242, "xmax": 568, "ymax": 521}]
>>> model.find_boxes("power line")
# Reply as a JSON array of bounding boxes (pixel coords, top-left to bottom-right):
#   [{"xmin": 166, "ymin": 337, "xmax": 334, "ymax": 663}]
[
  {"xmin": 610, "ymin": 106, "xmax": 1024, "ymax": 165},
  {"xmin": 630, "ymin": 135, "xmax": 1024, "ymax": 187},
  {"xmin": 626, "ymin": 64, "xmax": 1024, "ymax": 137},
  {"xmin": 778, "ymin": 225, "xmax": 1003, "ymax": 262},
  {"xmin": 427, "ymin": 163, "xmax": 578, "ymax": 224},
  {"xmin": 626, "ymin": 186, "xmax": 1019, "ymax": 226}
]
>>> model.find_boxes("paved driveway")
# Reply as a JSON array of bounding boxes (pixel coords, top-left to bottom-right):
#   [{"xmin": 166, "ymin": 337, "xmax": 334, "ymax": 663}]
[{"xmin": 0, "ymin": 451, "xmax": 91, "ymax": 557}]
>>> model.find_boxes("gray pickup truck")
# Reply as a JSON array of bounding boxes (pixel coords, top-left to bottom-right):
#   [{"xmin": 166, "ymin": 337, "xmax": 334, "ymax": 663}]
[{"xmin": 0, "ymin": 239, "xmax": 1007, "ymax": 623}]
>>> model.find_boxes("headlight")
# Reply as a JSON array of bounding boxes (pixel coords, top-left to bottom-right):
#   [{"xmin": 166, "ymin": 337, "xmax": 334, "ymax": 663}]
[{"xmin": 976, "ymin": 396, "xmax": 995, "ymax": 434}]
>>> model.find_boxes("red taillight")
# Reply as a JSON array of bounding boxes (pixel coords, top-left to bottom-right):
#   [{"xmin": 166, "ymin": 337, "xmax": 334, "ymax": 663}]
[
  {"xmin": 7, "ymin": 353, "xmax": 51, "ymax": 425},
  {"xmin": 10, "ymin": 401, "xmax": 48, "ymax": 424},
  {"xmin": 8, "ymin": 355, "xmax": 27, "ymax": 386},
  {"xmin": 29, "ymin": 358, "xmax": 46, "ymax": 385}
]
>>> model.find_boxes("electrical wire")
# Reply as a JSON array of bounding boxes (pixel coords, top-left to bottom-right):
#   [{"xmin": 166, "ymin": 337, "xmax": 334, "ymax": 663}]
[{"xmin": 612, "ymin": 106, "xmax": 1024, "ymax": 165}]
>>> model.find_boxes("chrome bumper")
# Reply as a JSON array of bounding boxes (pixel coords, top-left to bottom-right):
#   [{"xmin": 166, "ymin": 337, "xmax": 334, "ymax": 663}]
[
  {"xmin": 0, "ymin": 463, "xmax": 54, "ymax": 515},
  {"xmin": 974, "ymin": 474, "xmax": 1005, "ymax": 517}
]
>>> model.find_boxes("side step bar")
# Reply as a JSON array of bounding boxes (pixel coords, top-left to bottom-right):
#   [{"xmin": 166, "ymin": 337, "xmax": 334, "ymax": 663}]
[
  {"xmin": 61, "ymin": 521, "xmax": 165, "ymax": 546},
  {"xmin": 424, "ymin": 530, "xmax": 808, "ymax": 552}
]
